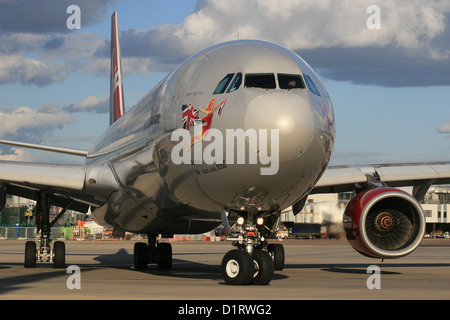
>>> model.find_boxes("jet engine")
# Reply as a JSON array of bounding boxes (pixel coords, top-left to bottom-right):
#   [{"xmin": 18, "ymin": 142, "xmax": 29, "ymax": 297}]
[{"xmin": 343, "ymin": 187, "xmax": 425, "ymax": 259}]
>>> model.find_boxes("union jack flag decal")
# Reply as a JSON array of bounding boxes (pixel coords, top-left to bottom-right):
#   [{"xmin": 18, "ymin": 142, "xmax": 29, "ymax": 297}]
[{"xmin": 182, "ymin": 104, "xmax": 199, "ymax": 130}]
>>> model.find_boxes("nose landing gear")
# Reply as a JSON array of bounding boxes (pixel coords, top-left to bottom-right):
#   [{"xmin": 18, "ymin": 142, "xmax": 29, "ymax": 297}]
[{"xmin": 221, "ymin": 210, "xmax": 285, "ymax": 285}]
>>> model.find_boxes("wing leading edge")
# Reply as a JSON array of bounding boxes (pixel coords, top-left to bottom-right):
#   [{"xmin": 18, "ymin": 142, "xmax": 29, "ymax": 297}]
[
  {"xmin": 0, "ymin": 160, "xmax": 119, "ymax": 213},
  {"xmin": 0, "ymin": 139, "xmax": 88, "ymax": 157},
  {"xmin": 313, "ymin": 162, "xmax": 450, "ymax": 200}
]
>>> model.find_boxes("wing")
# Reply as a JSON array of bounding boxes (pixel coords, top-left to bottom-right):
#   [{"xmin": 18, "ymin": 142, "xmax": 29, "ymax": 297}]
[
  {"xmin": 0, "ymin": 139, "xmax": 88, "ymax": 157},
  {"xmin": 0, "ymin": 160, "xmax": 119, "ymax": 213},
  {"xmin": 313, "ymin": 162, "xmax": 450, "ymax": 199}
]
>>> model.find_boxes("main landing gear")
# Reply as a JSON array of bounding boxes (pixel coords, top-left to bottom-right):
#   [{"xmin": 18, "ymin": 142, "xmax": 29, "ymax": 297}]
[
  {"xmin": 133, "ymin": 234, "xmax": 173, "ymax": 270},
  {"xmin": 221, "ymin": 210, "xmax": 285, "ymax": 285},
  {"xmin": 24, "ymin": 193, "xmax": 68, "ymax": 268}
]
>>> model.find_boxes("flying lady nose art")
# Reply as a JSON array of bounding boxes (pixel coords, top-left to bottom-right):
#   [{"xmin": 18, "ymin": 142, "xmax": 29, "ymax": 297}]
[{"xmin": 181, "ymin": 98, "xmax": 227, "ymax": 146}]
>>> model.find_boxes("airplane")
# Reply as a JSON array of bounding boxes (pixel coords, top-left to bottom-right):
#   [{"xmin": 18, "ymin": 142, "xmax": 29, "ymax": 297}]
[{"xmin": 1, "ymin": 11, "xmax": 449, "ymax": 285}]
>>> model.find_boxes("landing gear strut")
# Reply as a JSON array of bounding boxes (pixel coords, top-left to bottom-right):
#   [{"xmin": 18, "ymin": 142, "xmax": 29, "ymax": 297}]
[
  {"xmin": 133, "ymin": 234, "xmax": 173, "ymax": 270},
  {"xmin": 24, "ymin": 193, "xmax": 67, "ymax": 268},
  {"xmin": 221, "ymin": 209, "xmax": 285, "ymax": 285}
]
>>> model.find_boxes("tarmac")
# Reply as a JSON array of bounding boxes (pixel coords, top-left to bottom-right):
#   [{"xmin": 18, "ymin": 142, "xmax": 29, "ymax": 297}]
[{"xmin": 0, "ymin": 238, "xmax": 449, "ymax": 301}]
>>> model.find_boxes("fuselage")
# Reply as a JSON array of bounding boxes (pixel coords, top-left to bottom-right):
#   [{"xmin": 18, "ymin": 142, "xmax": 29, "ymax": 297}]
[{"xmin": 87, "ymin": 40, "xmax": 335, "ymax": 235}]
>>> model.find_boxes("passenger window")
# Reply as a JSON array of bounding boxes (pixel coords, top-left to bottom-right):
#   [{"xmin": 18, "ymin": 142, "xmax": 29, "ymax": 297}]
[
  {"xmin": 227, "ymin": 73, "xmax": 242, "ymax": 93},
  {"xmin": 244, "ymin": 73, "xmax": 276, "ymax": 89},
  {"xmin": 278, "ymin": 74, "xmax": 306, "ymax": 90},
  {"xmin": 213, "ymin": 73, "xmax": 235, "ymax": 95},
  {"xmin": 304, "ymin": 74, "xmax": 321, "ymax": 96}
]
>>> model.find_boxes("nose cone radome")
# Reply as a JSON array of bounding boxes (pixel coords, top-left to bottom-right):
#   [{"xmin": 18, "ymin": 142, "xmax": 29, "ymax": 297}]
[{"xmin": 244, "ymin": 93, "xmax": 315, "ymax": 162}]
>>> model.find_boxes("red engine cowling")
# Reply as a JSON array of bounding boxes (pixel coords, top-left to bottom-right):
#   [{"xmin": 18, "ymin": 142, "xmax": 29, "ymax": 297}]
[{"xmin": 343, "ymin": 187, "xmax": 425, "ymax": 259}]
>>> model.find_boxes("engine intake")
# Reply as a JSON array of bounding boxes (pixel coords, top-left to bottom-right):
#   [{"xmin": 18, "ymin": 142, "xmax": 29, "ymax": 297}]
[{"xmin": 343, "ymin": 188, "xmax": 425, "ymax": 259}]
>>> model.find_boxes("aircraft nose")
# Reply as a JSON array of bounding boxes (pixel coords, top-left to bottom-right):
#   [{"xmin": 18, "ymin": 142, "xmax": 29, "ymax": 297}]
[{"xmin": 244, "ymin": 93, "xmax": 315, "ymax": 162}]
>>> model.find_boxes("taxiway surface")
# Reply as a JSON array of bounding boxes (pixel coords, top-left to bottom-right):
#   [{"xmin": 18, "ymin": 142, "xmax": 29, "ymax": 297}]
[{"xmin": 0, "ymin": 239, "xmax": 449, "ymax": 300}]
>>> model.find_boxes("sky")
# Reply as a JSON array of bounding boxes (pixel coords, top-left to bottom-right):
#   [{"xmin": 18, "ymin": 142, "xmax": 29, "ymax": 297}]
[{"xmin": 0, "ymin": 0, "xmax": 449, "ymax": 166}]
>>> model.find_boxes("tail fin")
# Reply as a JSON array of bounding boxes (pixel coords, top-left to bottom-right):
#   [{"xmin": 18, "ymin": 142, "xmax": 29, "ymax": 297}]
[{"xmin": 110, "ymin": 11, "xmax": 125, "ymax": 125}]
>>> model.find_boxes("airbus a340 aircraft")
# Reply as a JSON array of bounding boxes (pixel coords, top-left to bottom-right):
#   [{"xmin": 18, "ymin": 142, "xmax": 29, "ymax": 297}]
[{"xmin": 1, "ymin": 12, "xmax": 449, "ymax": 285}]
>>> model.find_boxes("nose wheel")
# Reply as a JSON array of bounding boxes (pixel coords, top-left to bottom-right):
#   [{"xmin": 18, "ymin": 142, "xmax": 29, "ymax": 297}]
[
  {"xmin": 221, "ymin": 210, "xmax": 284, "ymax": 285},
  {"xmin": 222, "ymin": 250, "xmax": 254, "ymax": 285},
  {"xmin": 221, "ymin": 247, "xmax": 280, "ymax": 285},
  {"xmin": 251, "ymin": 249, "xmax": 274, "ymax": 285}
]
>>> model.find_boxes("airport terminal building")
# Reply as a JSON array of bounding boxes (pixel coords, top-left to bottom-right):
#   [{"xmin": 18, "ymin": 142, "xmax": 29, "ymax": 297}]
[{"xmin": 421, "ymin": 186, "xmax": 450, "ymax": 235}]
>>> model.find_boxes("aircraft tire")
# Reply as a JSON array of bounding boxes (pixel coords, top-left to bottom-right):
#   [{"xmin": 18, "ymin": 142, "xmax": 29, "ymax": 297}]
[
  {"xmin": 24, "ymin": 241, "xmax": 36, "ymax": 268},
  {"xmin": 268, "ymin": 243, "xmax": 285, "ymax": 271},
  {"xmin": 134, "ymin": 242, "xmax": 148, "ymax": 270},
  {"xmin": 222, "ymin": 249, "xmax": 254, "ymax": 285},
  {"xmin": 251, "ymin": 249, "xmax": 274, "ymax": 285},
  {"xmin": 157, "ymin": 243, "xmax": 172, "ymax": 269},
  {"xmin": 53, "ymin": 241, "xmax": 66, "ymax": 268}
]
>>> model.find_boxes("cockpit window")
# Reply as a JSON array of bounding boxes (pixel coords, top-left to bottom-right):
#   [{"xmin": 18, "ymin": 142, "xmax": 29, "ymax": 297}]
[
  {"xmin": 304, "ymin": 74, "xmax": 321, "ymax": 96},
  {"xmin": 244, "ymin": 73, "xmax": 276, "ymax": 89},
  {"xmin": 213, "ymin": 73, "xmax": 235, "ymax": 95},
  {"xmin": 227, "ymin": 73, "xmax": 242, "ymax": 93},
  {"xmin": 278, "ymin": 74, "xmax": 306, "ymax": 90},
  {"xmin": 213, "ymin": 73, "xmax": 242, "ymax": 94}
]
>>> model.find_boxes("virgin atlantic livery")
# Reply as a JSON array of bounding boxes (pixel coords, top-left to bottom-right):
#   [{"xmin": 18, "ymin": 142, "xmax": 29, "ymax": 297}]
[{"xmin": 1, "ymin": 12, "xmax": 449, "ymax": 285}]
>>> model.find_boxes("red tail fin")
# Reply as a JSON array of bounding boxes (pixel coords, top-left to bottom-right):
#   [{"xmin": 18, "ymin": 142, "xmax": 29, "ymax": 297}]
[{"xmin": 110, "ymin": 11, "xmax": 125, "ymax": 125}]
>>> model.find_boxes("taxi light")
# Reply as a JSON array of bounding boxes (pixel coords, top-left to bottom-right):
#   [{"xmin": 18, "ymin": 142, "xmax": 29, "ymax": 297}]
[
  {"xmin": 237, "ymin": 217, "xmax": 245, "ymax": 225},
  {"xmin": 256, "ymin": 217, "xmax": 264, "ymax": 225}
]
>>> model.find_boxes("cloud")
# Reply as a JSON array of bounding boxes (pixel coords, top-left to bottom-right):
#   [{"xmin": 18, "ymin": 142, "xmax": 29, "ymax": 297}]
[
  {"xmin": 0, "ymin": 31, "xmax": 108, "ymax": 86},
  {"xmin": 299, "ymin": 45, "xmax": 450, "ymax": 87},
  {"xmin": 93, "ymin": 24, "xmax": 188, "ymax": 74},
  {"xmin": 1, "ymin": 0, "xmax": 450, "ymax": 88},
  {"xmin": 0, "ymin": 32, "xmax": 50, "ymax": 55},
  {"xmin": 0, "ymin": 147, "xmax": 35, "ymax": 162},
  {"xmin": 0, "ymin": 53, "xmax": 69, "ymax": 87},
  {"xmin": 0, "ymin": 103, "xmax": 75, "ymax": 143},
  {"xmin": 65, "ymin": 95, "xmax": 109, "ymax": 113},
  {"xmin": 179, "ymin": 0, "xmax": 449, "ymax": 52},
  {"xmin": 0, "ymin": 0, "xmax": 121, "ymax": 33},
  {"xmin": 0, "ymin": 23, "xmax": 107, "ymax": 85},
  {"xmin": 0, "ymin": 100, "xmax": 76, "ymax": 162},
  {"xmin": 438, "ymin": 122, "xmax": 450, "ymax": 134},
  {"xmin": 129, "ymin": 0, "xmax": 450, "ymax": 87},
  {"xmin": 0, "ymin": 0, "xmax": 121, "ymax": 86}
]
